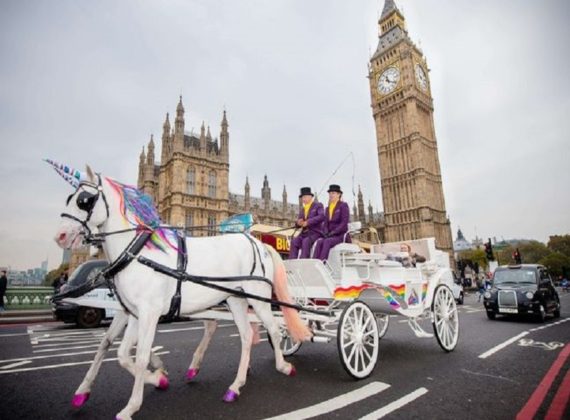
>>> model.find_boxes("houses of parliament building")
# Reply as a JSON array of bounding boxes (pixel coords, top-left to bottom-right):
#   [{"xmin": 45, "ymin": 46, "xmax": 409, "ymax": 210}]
[{"xmin": 136, "ymin": 97, "xmax": 301, "ymax": 233}]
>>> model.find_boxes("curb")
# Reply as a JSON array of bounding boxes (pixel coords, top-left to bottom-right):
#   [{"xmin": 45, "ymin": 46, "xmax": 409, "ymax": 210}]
[{"xmin": 0, "ymin": 309, "xmax": 54, "ymax": 325}]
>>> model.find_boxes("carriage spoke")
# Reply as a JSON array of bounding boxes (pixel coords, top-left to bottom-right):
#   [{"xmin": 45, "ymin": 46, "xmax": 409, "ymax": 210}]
[
  {"xmin": 347, "ymin": 343, "xmax": 358, "ymax": 363},
  {"xmin": 354, "ymin": 346, "xmax": 360, "ymax": 370},
  {"xmin": 361, "ymin": 343, "xmax": 372, "ymax": 361},
  {"xmin": 343, "ymin": 338, "xmax": 357, "ymax": 347}
]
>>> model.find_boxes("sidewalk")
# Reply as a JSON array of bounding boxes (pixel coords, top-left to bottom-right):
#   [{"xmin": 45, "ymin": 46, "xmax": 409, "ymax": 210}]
[{"xmin": 0, "ymin": 309, "xmax": 55, "ymax": 325}]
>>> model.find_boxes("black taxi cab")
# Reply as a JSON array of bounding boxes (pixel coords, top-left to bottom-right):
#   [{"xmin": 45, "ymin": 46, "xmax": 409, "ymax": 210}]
[{"xmin": 483, "ymin": 264, "xmax": 561, "ymax": 322}]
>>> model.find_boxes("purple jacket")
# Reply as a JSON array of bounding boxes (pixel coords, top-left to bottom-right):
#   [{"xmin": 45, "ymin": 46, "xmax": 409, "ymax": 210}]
[
  {"xmin": 297, "ymin": 201, "xmax": 325, "ymax": 237},
  {"xmin": 324, "ymin": 201, "xmax": 350, "ymax": 237}
]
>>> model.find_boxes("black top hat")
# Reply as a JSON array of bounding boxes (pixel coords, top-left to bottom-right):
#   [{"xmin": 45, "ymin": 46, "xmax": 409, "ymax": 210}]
[
  {"xmin": 327, "ymin": 184, "xmax": 343, "ymax": 194},
  {"xmin": 299, "ymin": 187, "xmax": 314, "ymax": 197}
]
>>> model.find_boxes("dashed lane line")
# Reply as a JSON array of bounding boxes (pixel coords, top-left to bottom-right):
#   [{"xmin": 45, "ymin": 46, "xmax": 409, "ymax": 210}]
[
  {"xmin": 359, "ymin": 387, "xmax": 429, "ymax": 420},
  {"xmin": 263, "ymin": 381, "xmax": 391, "ymax": 420}
]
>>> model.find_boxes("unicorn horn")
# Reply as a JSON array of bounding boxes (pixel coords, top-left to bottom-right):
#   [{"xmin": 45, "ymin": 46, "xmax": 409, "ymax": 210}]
[{"xmin": 44, "ymin": 158, "xmax": 87, "ymax": 188}]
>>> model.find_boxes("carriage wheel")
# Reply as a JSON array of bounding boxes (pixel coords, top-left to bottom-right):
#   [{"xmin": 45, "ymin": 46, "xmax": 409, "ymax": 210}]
[
  {"xmin": 376, "ymin": 314, "xmax": 389, "ymax": 339},
  {"xmin": 431, "ymin": 284, "xmax": 459, "ymax": 352},
  {"xmin": 337, "ymin": 301, "xmax": 379, "ymax": 379},
  {"xmin": 267, "ymin": 325, "xmax": 302, "ymax": 356}
]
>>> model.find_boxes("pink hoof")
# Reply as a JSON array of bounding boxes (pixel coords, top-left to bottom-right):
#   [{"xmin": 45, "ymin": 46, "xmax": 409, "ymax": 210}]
[
  {"xmin": 288, "ymin": 365, "xmax": 297, "ymax": 377},
  {"xmin": 222, "ymin": 389, "xmax": 239, "ymax": 403},
  {"xmin": 185, "ymin": 368, "xmax": 199, "ymax": 382},
  {"xmin": 156, "ymin": 375, "xmax": 169, "ymax": 390},
  {"xmin": 71, "ymin": 392, "xmax": 90, "ymax": 408}
]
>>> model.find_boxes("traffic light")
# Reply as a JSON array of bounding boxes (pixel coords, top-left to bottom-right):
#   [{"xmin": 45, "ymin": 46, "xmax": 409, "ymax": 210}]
[
  {"xmin": 513, "ymin": 248, "xmax": 522, "ymax": 264},
  {"xmin": 484, "ymin": 240, "xmax": 494, "ymax": 261}
]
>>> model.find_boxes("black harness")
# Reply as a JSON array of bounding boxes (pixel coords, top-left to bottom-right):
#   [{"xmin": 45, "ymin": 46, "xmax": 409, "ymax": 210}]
[{"xmin": 56, "ymin": 180, "xmax": 333, "ymax": 319}]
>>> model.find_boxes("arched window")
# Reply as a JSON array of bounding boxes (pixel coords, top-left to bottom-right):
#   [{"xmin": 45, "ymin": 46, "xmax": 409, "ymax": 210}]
[
  {"xmin": 208, "ymin": 170, "xmax": 217, "ymax": 198},
  {"xmin": 207, "ymin": 214, "xmax": 216, "ymax": 236},
  {"xmin": 185, "ymin": 211, "xmax": 193, "ymax": 237},
  {"xmin": 186, "ymin": 167, "xmax": 195, "ymax": 194}
]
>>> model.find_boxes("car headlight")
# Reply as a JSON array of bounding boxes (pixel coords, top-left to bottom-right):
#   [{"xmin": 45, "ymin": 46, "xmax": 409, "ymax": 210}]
[
  {"xmin": 484, "ymin": 291, "xmax": 491, "ymax": 299},
  {"xmin": 525, "ymin": 291, "xmax": 534, "ymax": 299}
]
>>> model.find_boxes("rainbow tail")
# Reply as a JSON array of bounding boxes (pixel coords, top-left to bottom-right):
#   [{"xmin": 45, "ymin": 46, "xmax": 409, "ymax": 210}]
[{"xmin": 265, "ymin": 245, "xmax": 312, "ymax": 343}]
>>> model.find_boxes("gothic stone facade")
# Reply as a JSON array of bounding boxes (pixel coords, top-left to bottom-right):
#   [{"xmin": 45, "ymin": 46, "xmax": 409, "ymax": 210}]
[
  {"xmin": 368, "ymin": 0, "xmax": 453, "ymax": 255},
  {"xmin": 137, "ymin": 97, "xmax": 299, "ymax": 234}
]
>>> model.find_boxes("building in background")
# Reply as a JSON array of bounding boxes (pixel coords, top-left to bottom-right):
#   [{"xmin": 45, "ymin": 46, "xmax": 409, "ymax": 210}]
[{"xmin": 138, "ymin": 97, "xmax": 299, "ymax": 234}]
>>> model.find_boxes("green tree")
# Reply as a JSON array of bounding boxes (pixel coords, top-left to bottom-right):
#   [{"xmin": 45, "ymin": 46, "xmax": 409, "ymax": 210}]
[
  {"xmin": 44, "ymin": 263, "xmax": 69, "ymax": 286},
  {"xmin": 539, "ymin": 252, "xmax": 570, "ymax": 278},
  {"xmin": 547, "ymin": 235, "xmax": 570, "ymax": 257},
  {"xmin": 458, "ymin": 249, "xmax": 488, "ymax": 271},
  {"xmin": 495, "ymin": 244, "xmax": 514, "ymax": 265},
  {"xmin": 516, "ymin": 241, "xmax": 551, "ymax": 264}
]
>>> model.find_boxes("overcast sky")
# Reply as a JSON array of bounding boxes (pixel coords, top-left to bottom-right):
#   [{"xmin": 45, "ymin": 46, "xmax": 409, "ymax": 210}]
[{"xmin": 1, "ymin": 0, "xmax": 569, "ymax": 270}]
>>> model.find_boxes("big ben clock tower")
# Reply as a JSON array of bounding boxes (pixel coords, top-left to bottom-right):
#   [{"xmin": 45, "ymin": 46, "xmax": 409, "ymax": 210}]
[{"xmin": 369, "ymin": 0, "xmax": 453, "ymax": 256}]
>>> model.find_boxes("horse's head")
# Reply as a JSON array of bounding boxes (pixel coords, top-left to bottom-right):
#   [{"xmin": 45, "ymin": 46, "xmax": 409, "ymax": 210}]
[{"xmin": 53, "ymin": 164, "xmax": 110, "ymax": 249}]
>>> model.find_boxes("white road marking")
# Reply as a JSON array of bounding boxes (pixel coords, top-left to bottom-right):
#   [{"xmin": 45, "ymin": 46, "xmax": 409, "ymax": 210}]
[
  {"xmin": 33, "ymin": 344, "xmax": 119, "ymax": 353},
  {"xmin": 529, "ymin": 317, "xmax": 570, "ymax": 332},
  {"xmin": 479, "ymin": 318, "xmax": 570, "ymax": 359},
  {"xmin": 0, "ymin": 351, "xmax": 170, "ymax": 374},
  {"xmin": 264, "ymin": 381, "xmax": 391, "ymax": 420},
  {"xmin": 32, "ymin": 330, "xmax": 105, "ymax": 338},
  {"xmin": 518, "ymin": 338, "xmax": 564, "ymax": 351},
  {"xmin": 0, "ymin": 349, "xmax": 121, "ymax": 364},
  {"xmin": 0, "ymin": 360, "xmax": 32, "ymax": 369},
  {"xmin": 359, "ymin": 387, "xmax": 428, "ymax": 420},
  {"xmin": 0, "ymin": 332, "xmax": 32, "ymax": 337},
  {"xmin": 31, "ymin": 340, "xmax": 103, "ymax": 348},
  {"xmin": 479, "ymin": 332, "xmax": 529, "ymax": 359}
]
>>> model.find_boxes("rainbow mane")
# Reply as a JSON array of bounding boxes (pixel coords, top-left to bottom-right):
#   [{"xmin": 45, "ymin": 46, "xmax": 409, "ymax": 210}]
[{"xmin": 106, "ymin": 178, "xmax": 178, "ymax": 252}]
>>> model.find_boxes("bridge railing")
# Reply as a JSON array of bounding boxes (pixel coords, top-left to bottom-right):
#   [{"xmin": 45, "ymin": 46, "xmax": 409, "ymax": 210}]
[{"xmin": 4, "ymin": 287, "xmax": 53, "ymax": 310}]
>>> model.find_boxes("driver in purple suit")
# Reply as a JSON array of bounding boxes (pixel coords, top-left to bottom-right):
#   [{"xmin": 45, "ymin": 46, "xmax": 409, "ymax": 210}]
[
  {"xmin": 313, "ymin": 184, "xmax": 350, "ymax": 261},
  {"xmin": 288, "ymin": 187, "xmax": 325, "ymax": 259}
]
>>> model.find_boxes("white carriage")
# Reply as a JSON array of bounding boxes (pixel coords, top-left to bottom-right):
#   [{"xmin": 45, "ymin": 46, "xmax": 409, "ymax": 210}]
[{"xmin": 276, "ymin": 224, "xmax": 460, "ymax": 379}]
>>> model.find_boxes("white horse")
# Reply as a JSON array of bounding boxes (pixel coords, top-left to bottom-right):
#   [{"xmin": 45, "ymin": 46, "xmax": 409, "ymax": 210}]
[{"xmin": 53, "ymin": 164, "xmax": 311, "ymax": 420}]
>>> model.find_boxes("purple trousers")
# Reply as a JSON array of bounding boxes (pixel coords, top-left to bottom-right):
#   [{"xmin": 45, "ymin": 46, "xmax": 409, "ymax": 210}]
[
  {"xmin": 313, "ymin": 235, "xmax": 344, "ymax": 261},
  {"xmin": 289, "ymin": 233, "xmax": 319, "ymax": 259}
]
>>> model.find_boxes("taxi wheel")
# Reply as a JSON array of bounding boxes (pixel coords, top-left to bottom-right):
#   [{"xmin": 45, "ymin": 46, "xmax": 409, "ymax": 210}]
[
  {"xmin": 486, "ymin": 311, "xmax": 496, "ymax": 320},
  {"xmin": 535, "ymin": 304, "xmax": 546, "ymax": 323},
  {"xmin": 77, "ymin": 307, "xmax": 103, "ymax": 328},
  {"xmin": 553, "ymin": 298, "xmax": 561, "ymax": 318}
]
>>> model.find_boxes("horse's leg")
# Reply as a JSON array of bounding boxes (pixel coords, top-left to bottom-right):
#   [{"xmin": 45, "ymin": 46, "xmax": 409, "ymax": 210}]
[
  {"xmin": 223, "ymin": 297, "xmax": 253, "ymax": 402},
  {"xmin": 117, "ymin": 315, "xmax": 168, "ymax": 390},
  {"xmin": 71, "ymin": 311, "xmax": 129, "ymax": 408},
  {"xmin": 185, "ymin": 320, "xmax": 217, "ymax": 382},
  {"xmin": 116, "ymin": 308, "xmax": 161, "ymax": 420},
  {"xmin": 249, "ymin": 300, "xmax": 295, "ymax": 376}
]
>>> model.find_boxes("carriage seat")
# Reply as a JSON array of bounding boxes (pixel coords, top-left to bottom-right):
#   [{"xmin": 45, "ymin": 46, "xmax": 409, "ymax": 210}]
[{"xmin": 309, "ymin": 221, "xmax": 359, "ymax": 258}]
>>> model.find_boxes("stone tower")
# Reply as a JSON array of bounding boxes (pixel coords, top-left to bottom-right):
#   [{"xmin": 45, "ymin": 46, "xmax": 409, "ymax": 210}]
[
  {"xmin": 357, "ymin": 185, "xmax": 366, "ymax": 224},
  {"xmin": 137, "ymin": 97, "xmax": 300, "ymax": 233},
  {"xmin": 368, "ymin": 0, "xmax": 453, "ymax": 255},
  {"xmin": 144, "ymin": 96, "xmax": 230, "ymax": 234}
]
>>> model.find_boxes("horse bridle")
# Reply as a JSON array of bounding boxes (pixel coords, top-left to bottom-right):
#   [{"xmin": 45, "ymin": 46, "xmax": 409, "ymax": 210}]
[{"xmin": 60, "ymin": 173, "xmax": 110, "ymax": 243}]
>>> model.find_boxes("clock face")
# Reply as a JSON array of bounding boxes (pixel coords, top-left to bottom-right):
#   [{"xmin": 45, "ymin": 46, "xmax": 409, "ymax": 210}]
[
  {"xmin": 415, "ymin": 64, "xmax": 428, "ymax": 91},
  {"xmin": 377, "ymin": 67, "xmax": 400, "ymax": 95}
]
